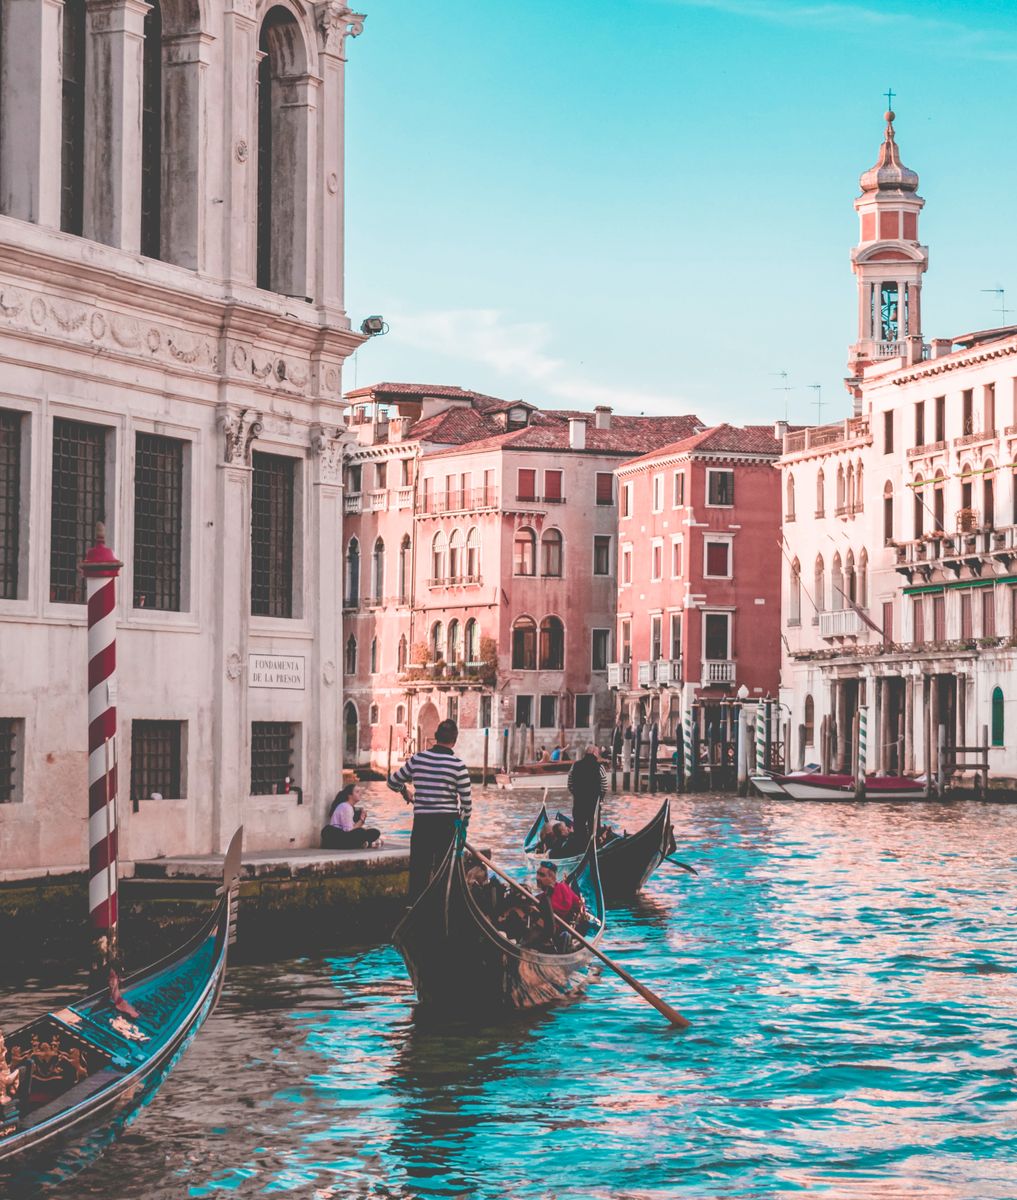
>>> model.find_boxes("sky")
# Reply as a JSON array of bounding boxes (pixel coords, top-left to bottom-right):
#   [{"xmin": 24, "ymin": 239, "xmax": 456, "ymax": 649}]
[{"xmin": 343, "ymin": 0, "xmax": 1017, "ymax": 428}]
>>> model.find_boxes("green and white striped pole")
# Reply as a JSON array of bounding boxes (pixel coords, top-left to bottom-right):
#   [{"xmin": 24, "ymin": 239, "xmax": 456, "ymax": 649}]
[
  {"xmin": 755, "ymin": 709, "xmax": 765, "ymax": 776},
  {"xmin": 683, "ymin": 708, "xmax": 694, "ymax": 791},
  {"xmin": 855, "ymin": 706, "xmax": 867, "ymax": 799}
]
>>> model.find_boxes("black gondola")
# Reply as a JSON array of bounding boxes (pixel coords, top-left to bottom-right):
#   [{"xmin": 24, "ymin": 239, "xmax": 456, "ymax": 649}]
[
  {"xmin": 392, "ymin": 836, "xmax": 604, "ymax": 1013},
  {"xmin": 0, "ymin": 829, "xmax": 242, "ymax": 1190},
  {"xmin": 523, "ymin": 798, "xmax": 674, "ymax": 901}
]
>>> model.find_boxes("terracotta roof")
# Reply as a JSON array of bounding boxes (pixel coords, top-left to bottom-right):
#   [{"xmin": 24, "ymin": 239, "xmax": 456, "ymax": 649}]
[
  {"xmin": 409, "ymin": 406, "xmax": 500, "ymax": 445},
  {"xmin": 425, "ymin": 413, "xmax": 705, "ymax": 459},
  {"xmin": 621, "ymin": 423, "xmax": 782, "ymax": 469}
]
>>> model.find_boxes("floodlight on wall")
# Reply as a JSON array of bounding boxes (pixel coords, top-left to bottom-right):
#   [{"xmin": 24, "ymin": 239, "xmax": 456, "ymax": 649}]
[{"xmin": 360, "ymin": 315, "xmax": 389, "ymax": 337}]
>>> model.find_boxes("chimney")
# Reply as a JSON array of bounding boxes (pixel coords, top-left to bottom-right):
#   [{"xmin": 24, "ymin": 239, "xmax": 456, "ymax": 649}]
[
  {"xmin": 594, "ymin": 405, "xmax": 612, "ymax": 430},
  {"xmin": 569, "ymin": 417, "xmax": 587, "ymax": 450},
  {"xmin": 773, "ymin": 419, "xmax": 788, "ymax": 441}
]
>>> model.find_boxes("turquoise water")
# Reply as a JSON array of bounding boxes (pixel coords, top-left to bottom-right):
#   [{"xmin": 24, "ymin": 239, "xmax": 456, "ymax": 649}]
[{"xmin": 6, "ymin": 793, "xmax": 1017, "ymax": 1198}]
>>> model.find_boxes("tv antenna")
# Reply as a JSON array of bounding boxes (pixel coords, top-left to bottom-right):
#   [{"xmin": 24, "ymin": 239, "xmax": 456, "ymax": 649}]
[
  {"xmin": 981, "ymin": 287, "xmax": 1012, "ymax": 325},
  {"xmin": 771, "ymin": 370, "xmax": 793, "ymax": 422},
  {"xmin": 808, "ymin": 383, "xmax": 824, "ymax": 425}
]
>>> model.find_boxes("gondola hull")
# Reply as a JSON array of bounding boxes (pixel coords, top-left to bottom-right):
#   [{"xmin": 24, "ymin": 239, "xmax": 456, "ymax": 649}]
[{"xmin": 393, "ymin": 843, "xmax": 604, "ymax": 1014}]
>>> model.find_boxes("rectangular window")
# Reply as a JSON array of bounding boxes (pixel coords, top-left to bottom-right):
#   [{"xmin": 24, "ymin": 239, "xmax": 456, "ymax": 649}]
[
  {"xmin": 707, "ymin": 469, "xmax": 734, "ymax": 506},
  {"xmin": 575, "ymin": 694, "xmax": 593, "ymax": 728},
  {"xmin": 621, "ymin": 482, "xmax": 633, "ymax": 518},
  {"xmin": 130, "ymin": 719, "xmax": 184, "ymax": 802},
  {"xmin": 445, "ymin": 474, "xmax": 456, "ymax": 508},
  {"xmin": 882, "ymin": 600, "xmax": 893, "ymax": 645},
  {"xmin": 348, "ymin": 463, "xmax": 362, "ymax": 493},
  {"xmin": 984, "ymin": 383, "xmax": 996, "ymax": 433},
  {"xmin": 539, "ymin": 694, "xmax": 558, "ymax": 729},
  {"xmin": 983, "ymin": 589, "xmax": 996, "ymax": 639},
  {"xmin": 50, "ymin": 418, "xmax": 107, "ymax": 604},
  {"xmin": 401, "ymin": 458, "xmax": 413, "ymax": 487},
  {"xmin": 251, "ymin": 721, "xmax": 295, "ymax": 795},
  {"xmin": 933, "ymin": 595, "xmax": 946, "ymax": 642},
  {"xmin": 621, "ymin": 545, "xmax": 632, "ymax": 585},
  {"xmin": 650, "ymin": 614, "xmax": 662, "ymax": 660},
  {"xmin": 962, "ymin": 389, "xmax": 974, "ymax": 435},
  {"xmin": 934, "ymin": 395, "xmax": 946, "ymax": 443},
  {"xmin": 447, "ymin": 695, "xmax": 458, "ymax": 723},
  {"xmin": 960, "ymin": 591, "xmax": 973, "ymax": 639},
  {"xmin": 651, "ymin": 539, "xmax": 663, "ymax": 581},
  {"xmin": 593, "ymin": 535, "xmax": 611, "ymax": 576},
  {"xmin": 652, "ymin": 474, "xmax": 664, "ymax": 512},
  {"xmin": 517, "ymin": 468, "xmax": 537, "ymax": 501},
  {"xmin": 515, "ymin": 694, "xmax": 533, "ymax": 726},
  {"xmin": 669, "ymin": 612, "xmax": 682, "ymax": 659},
  {"xmin": 133, "ymin": 433, "xmax": 184, "ymax": 611},
  {"xmin": 673, "ymin": 471, "xmax": 685, "ymax": 507},
  {"xmin": 592, "ymin": 628, "xmax": 610, "ymax": 671},
  {"xmin": 479, "ymin": 694, "xmax": 493, "ymax": 728},
  {"xmin": 422, "ymin": 475, "xmax": 433, "ymax": 511},
  {"xmin": 544, "ymin": 469, "xmax": 563, "ymax": 502},
  {"xmin": 671, "ymin": 537, "xmax": 683, "ymax": 578},
  {"xmin": 0, "ymin": 718, "xmax": 22, "ymax": 803},
  {"xmin": 0, "ymin": 410, "xmax": 21, "ymax": 600},
  {"xmin": 620, "ymin": 619, "xmax": 631, "ymax": 663},
  {"xmin": 595, "ymin": 472, "xmax": 614, "ymax": 505},
  {"xmin": 914, "ymin": 400, "xmax": 925, "ymax": 446},
  {"xmin": 375, "ymin": 461, "xmax": 387, "ymax": 490},
  {"xmin": 460, "ymin": 472, "xmax": 471, "ymax": 505},
  {"xmin": 705, "ymin": 540, "xmax": 731, "ymax": 578},
  {"xmin": 704, "ymin": 613, "xmax": 730, "ymax": 660},
  {"xmin": 883, "ymin": 410, "xmax": 893, "ymax": 454},
  {"xmin": 251, "ymin": 452, "xmax": 295, "ymax": 618},
  {"xmin": 913, "ymin": 596, "xmax": 925, "ymax": 644}
]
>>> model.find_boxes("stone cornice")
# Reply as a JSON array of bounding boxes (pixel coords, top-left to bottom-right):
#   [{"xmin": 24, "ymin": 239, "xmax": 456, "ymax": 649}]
[{"xmin": 891, "ymin": 339, "xmax": 1017, "ymax": 386}]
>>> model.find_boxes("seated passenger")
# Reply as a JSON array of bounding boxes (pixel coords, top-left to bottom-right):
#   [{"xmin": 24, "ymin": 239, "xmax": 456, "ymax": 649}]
[
  {"xmin": 550, "ymin": 746, "xmax": 563, "ymax": 762},
  {"xmin": 321, "ymin": 785, "xmax": 382, "ymax": 849},
  {"xmin": 535, "ymin": 862, "xmax": 584, "ymax": 925},
  {"xmin": 535, "ymin": 821, "xmax": 571, "ymax": 855},
  {"xmin": 536, "ymin": 748, "xmax": 551, "ymax": 764}
]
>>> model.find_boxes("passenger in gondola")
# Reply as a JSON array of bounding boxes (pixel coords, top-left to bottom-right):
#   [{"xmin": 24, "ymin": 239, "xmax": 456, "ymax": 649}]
[
  {"xmin": 321, "ymin": 785, "xmax": 382, "ymax": 849},
  {"xmin": 536, "ymin": 862, "xmax": 585, "ymax": 927},
  {"xmin": 464, "ymin": 852, "xmax": 504, "ymax": 919},
  {"xmin": 596, "ymin": 822, "xmax": 621, "ymax": 849},
  {"xmin": 567, "ymin": 745, "xmax": 608, "ymax": 843},
  {"xmin": 535, "ymin": 820, "xmax": 570, "ymax": 856}
]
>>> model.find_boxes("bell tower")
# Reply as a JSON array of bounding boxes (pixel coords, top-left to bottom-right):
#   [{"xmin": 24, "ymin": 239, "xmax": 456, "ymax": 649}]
[{"xmin": 848, "ymin": 107, "xmax": 928, "ymax": 383}]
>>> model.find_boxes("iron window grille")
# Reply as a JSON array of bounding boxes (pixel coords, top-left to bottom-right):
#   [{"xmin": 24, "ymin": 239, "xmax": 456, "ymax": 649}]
[
  {"xmin": 0, "ymin": 719, "xmax": 19, "ymax": 803},
  {"xmin": 251, "ymin": 452, "xmax": 295, "ymax": 618},
  {"xmin": 251, "ymin": 721, "xmax": 294, "ymax": 794},
  {"xmin": 50, "ymin": 418, "xmax": 106, "ymax": 604},
  {"xmin": 0, "ymin": 410, "xmax": 21, "ymax": 600},
  {"xmin": 130, "ymin": 720, "xmax": 182, "ymax": 802},
  {"xmin": 133, "ymin": 433, "xmax": 184, "ymax": 610}
]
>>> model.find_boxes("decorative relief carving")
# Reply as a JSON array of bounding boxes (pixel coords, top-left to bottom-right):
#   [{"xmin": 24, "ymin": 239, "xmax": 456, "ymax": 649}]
[
  {"xmin": 322, "ymin": 660, "xmax": 336, "ymax": 686},
  {"xmin": 326, "ymin": 172, "xmax": 339, "ymax": 195},
  {"xmin": 219, "ymin": 407, "xmax": 263, "ymax": 467},
  {"xmin": 325, "ymin": 367, "xmax": 339, "ymax": 392},
  {"xmin": 110, "ymin": 315, "xmax": 142, "ymax": 348},
  {"xmin": 226, "ymin": 650, "xmax": 243, "ymax": 680},
  {"xmin": 311, "ymin": 423, "xmax": 344, "ymax": 485},
  {"xmin": 30, "ymin": 297, "xmax": 46, "ymax": 326},
  {"xmin": 235, "ymin": 139, "xmax": 249, "ymax": 163},
  {"xmin": 231, "ymin": 343, "xmax": 249, "ymax": 371},
  {"xmin": 90, "ymin": 311, "xmax": 107, "ymax": 340},
  {"xmin": 315, "ymin": 1, "xmax": 365, "ymax": 56},
  {"xmin": 0, "ymin": 288, "xmax": 24, "ymax": 317}
]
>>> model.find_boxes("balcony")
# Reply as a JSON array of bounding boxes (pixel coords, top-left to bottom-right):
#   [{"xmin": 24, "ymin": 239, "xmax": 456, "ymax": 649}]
[
  {"xmin": 894, "ymin": 524, "xmax": 1017, "ymax": 583},
  {"xmin": 607, "ymin": 662, "xmax": 632, "ymax": 689},
  {"xmin": 819, "ymin": 608, "xmax": 869, "ymax": 639},
  {"xmin": 954, "ymin": 428, "xmax": 998, "ymax": 450},
  {"xmin": 783, "ymin": 416, "xmax": 870, "ymax": 457},
  {"xmin": 906, "ymin": 440, "xmax": 948, "ymax": 460},
  {"xmin": 366, "ymin": 490, "xmax": 388, "ymax": 512},
  {"xmin": 420, "ymin": 487, "xmax": 499, "ymax": 515},
  {"xmin": 427, "ymin": 574, "xmax": 483, "ymax": 589},
  {"xmin": 637, "ymin": 659, "xmax": 683, "ymax": 687},
  {"xmin": 344, "ymin": 493, "xmax": 362, "ymax": 514},
  {"xmin": 702, "ymin": 659, "xmax": 735, "ymax": 684},
  {"xmin": 395, "ymin": 486, "xmax": 413, "ymax": 509}
]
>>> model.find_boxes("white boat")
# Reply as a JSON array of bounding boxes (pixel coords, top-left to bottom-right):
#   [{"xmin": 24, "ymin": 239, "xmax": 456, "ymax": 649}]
[{"xmin": 759, "ymin": 772, "xmax": 928, "ymax": 802}]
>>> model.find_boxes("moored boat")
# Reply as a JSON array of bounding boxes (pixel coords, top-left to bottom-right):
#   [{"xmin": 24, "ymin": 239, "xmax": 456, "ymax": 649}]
[
  {"xmin": 392, "ymin": 837, "xmax": 604, "ymax": 1013},
  {"xmin": 756, "ymin": 773, "xmax": 927, "ymax": 801},
  {"xmin": 522, "ymin": 798, "xmax": 674, "ymax": 901}
]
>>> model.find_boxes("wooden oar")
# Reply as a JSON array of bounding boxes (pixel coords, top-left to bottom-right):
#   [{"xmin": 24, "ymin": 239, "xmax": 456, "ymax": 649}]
[
  {"xmin": 464, "ymin": 842, "xmax": 691, "ymax": 1030},
  {"xmin": 665, "ymin": 856, "xmax": 699, "ymax": 875}
]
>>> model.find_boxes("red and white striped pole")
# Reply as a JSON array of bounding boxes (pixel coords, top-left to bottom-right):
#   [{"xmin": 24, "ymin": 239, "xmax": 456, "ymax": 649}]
[{"xmin": 81, "ymin": 523, "xmax": 123, "ymax": 957}]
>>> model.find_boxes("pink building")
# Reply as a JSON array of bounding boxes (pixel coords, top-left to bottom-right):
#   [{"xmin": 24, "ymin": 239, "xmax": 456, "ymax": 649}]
[
  {"xmin": 341, "ymin": 383, "xmax": 702, "ymax": 769},
  {"xmin": 611, "ymin": 425, "xmax": 783, "ymax": 746}
]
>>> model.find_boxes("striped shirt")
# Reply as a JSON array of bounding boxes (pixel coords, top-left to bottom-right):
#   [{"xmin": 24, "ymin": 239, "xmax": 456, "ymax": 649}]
[{"xmin": 388, "ymin": 744, "xmax": 472, "ymax": 820}]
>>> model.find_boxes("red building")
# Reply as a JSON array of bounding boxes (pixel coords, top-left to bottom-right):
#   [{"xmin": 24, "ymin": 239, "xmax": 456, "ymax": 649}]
[{"xmin": 611, "ymin": 424, "xmax": 783, "ymax": 744}]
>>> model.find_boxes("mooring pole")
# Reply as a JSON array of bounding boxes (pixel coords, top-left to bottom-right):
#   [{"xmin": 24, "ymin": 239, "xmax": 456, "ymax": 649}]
[
  {"xmin": 386, "ymin": 725, "xmax": 394, "ymax": 781},
  {"xmin": 737, "ymin": 707, "xmax": 748, "ymax": 796},
  {"xmin": 937, "ymin": 723, "xmax": 947, "ymax": 798},
  {"xmin": 853, "ymin": 709, "xmax": 864, "ymax": 801},
  {"xmin": 683, "ymin": 708, "xmax": 694, "ymax": 793},
  {"xmin": 981, "ymin": 723, "xmax": 989, "ymax": 797},
  {"xmin": 482, "ymin": 726, "xmax": 489, "ymax": 785}
]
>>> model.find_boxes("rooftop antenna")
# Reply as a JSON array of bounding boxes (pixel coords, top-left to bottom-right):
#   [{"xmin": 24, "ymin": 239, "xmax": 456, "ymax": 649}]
[
  {"xmin": 771, "ymin": 370, "xmax": 793, "ymax": 422},
  {"xmin": 981, "ymin": 287, "xmax": 1012, "ymax": 325},
  {"xmin": 808, "ymin": 383, "xmax": 824, "ymax": 425}
]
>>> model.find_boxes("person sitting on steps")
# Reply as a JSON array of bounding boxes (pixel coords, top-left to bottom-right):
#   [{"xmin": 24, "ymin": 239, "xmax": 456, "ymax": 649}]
[{"xmin": 321, "ymin": 785, "xmax": 382, "ymax": 849}]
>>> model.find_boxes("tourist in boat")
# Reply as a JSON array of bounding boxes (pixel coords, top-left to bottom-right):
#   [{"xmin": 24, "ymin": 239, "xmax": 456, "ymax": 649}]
[
  {"xmin": 535, "ymin": 747, "xmax": 551, "ymax": 764},
  {"xmin": 464, "ymin": 851, "xmax": 504, "ymax": 918},
  {"xmin": 388, "ymin": 718, "xmax": 473, "ymax": 900},
  {"xmin": 536, "ymin": 862, "xmax": 585, "ymax": 925},
  {"xmin": 321, "ymin": 785, "xmax": 382, "ymax": 849},
  {"xmin": 535, "ymin": 820, "xmax": 571, "ymax": 855},
  {"xmin": 567, "ymin": 746, "xmax": 608, "ymax": 842}
]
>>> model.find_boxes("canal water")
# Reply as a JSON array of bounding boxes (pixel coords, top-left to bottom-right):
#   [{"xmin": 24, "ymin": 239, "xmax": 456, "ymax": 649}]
[{"xmin": 4, "ymin": 791, "xmax": 1017, "ymax": 1199}]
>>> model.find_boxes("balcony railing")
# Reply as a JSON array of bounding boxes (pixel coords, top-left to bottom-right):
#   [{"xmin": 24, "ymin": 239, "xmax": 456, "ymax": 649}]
[
  {"xmin": 894, "ymin": 524, "xmax": 1017, "ymax": 581},
  {"xmin": 366, "ymin": 490, "xmax": 388, "ymax": 512},
  {"xmin": 395, "ymin": 486, "xmax": 413, "ymax": 509},
  {"xmin": 421, "ymin": 487, "xmax": 499, "ymax": 515},
  {"xmin": 783, "ymin": 417, "xmax": 870, "ymax": 456},
  {"xmin": 427, "ymin": 574, "xmax": 483, "ymax": 588},
  {"xmin": 875, "ymin": 340, "xmax": 905, "ymax": 358},
  {"xmin": 703, "ymin": 659, "xmax": 735, "ymax": 684},
  {"xmin": 819, "ymin": 608, "xmax": 869, "ymax": 638},
  {"xmin": 637, "ymin": 659, "xmax": 683, "ymax": 687},
  {"xmin": 906, "ymin": 440, "xmax": 948, "ymax": 459},
  {"xmin": 607, "ymin": 662, "xmax": 632, "ymax": 688},
  {"xmin": 954, "ymin": 429, "xmax": 998, "ymax": 449},
  {"xmin": 344, "ymin": 493, "xmax": 362, "ymax": 514}
]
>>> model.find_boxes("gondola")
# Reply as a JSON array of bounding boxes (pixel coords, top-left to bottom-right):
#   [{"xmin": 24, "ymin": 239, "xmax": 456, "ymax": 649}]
[
  {"xmin": 522, "ymin": 797, "xmax": 674, "ymax": 901},
  {"xmin": 0, "ymin": 828, "xmax": 242, "ymax": 1189},
  {"xmin": 392, "ymin": 834, "xmax": 604, "ymax": 1013}
]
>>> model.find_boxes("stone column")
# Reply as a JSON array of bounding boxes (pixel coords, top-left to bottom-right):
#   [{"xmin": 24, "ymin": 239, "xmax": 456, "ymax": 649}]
[
  {"xmin": 0, "ymin": 0, "xmax": 63, "ymax": 225},
  {"xmin": 222, "ymin": 0, "xmax": 259, "ymax": 284},
  {"xmin": 84, "ymin": 0, "xmax": 151, "ymax": 251},
  {"xmin": 271, "ymin": 72, "xmax": 318, "ymax": 299},
  {"xmin": 904, "ymin": 674, "xmax": 914, "ymax": 774},
  {"xmin": 161, "ymin": 31, "xmax": 213, "ymax": 269},
  {"xmin": 929, "ymin": 674, "xmax": 940, "ymax": 777},
  {"xmin": 212, "ymin": 406, "xmax": 261, "ymax": 852},
  {"xmin": 957, "ymin": 672, "xmax": 967, "ymax": 754},
  {"xmin": 876, "ymin": 677, "xmax": 888, "ymax": 775}
]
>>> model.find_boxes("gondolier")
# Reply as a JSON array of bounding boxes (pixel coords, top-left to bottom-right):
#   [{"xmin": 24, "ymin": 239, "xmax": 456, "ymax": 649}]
[{"xmin": 388, "ymin": 718, "xmax": 473, "ymax": 900}]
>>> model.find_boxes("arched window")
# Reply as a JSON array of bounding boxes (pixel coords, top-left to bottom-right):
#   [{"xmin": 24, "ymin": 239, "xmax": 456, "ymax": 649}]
[
  {"xmin": 431, "ymin": 621, "xmax": 444, "ymax": 663},
  {"xmin": 913, "ymin": 476, "xmax": 925, "ymax": 538},
  {"xmin": 804, "ymin": 694, "xmax": 815, "ymax": 746},
  {"xmin": 883, "ymin": 481, "xmax": 894, "ymax": 544},
  {"xmin": 447, "ymin": 619, "xmax": 461, "ymax": 665},
  {"xmin": 372, "ymin": 537, "xmax": 385, "ymax": 602},
  {"xmin": 855, "ymin": 461, "xmax": 864, "ymax": 511},
  {"xmin": 370, "ymin": 637, "xmax": 378, "ymax": 673},
  {"xmin": 448, "ymin": 529, "xmax": 463, "ymax": 581},
  {"xmin": 789, "ymin": 558, "xmax": 801, "ymax": 624},
  {"xmin": 345, "ymin": 538, "xmax": 360, "ymax": 605},
  {"xmin": 786, "ymin": 474, "xmax": 795, "ymax": 520},
  {"xmin": 858, "ymin": 548, "xmax": 868, "ymax": 608},
  {"xmin": 257, "ymin": 8, "xmax": 310, "ymax": 296},
  {"xmin": 831, "ymin": 553, "xmax": 843, "ymax": 610},
  {"xmin": 816, "ymin": 468, "xmax": 825, "ymax": 516},
  {"xmin": 369, "ymin": 703, "xmax": 379, "ymax": 725},
  {"xmin": 466, "ymin": 527, "xmax": 480, "ymax": 580},
  {"xmin": 511, "ymin": 616, "xmax": 537, "ymax": 670},
  {"xmin": 464, "ymin": 618, "xmax": 479, "ymax": 664},
  {"xmin": 846, "ymin": 463, "xmax": 855, "ymax": 512},
  {"xmin": 140, "ymin": 0, "xmax": 163, "ymax": 258},
  {"xmin": 399, "ymin": 535, "xmax": 411, "ymax": 602},
  {"xmin": 933, "ymin": 471, "xmax": 945, "ymax": 533},
  {"xmin": 992, "ymin": 686, "xmax": 1005, "ymax": 747},
  {"xmin": 431, "ymin": 531, "xmax": 447, "ymax": 583},
  {"xmin": 541, "ymin": 528, "xmax": 563, "ymax": 577},
  {"xmin": 845, "ymin": 549, "xmax": 856, "ymax": 604},
  {"xmin": 344, "ymin": 634, "xmax": 357, "ymax": 675},
  {"xmin": 397, "ymin": 634, "xmax": 407, "ymax": 672},
  {"xmin": 984, "ymin": 462, "xmax": 996, "ymax": 529},
  {"xmin": 395, "ymin": 703, "xmax": 406, "ymax": 725},
  {"xmin": 60, "ymin": 0, "xmax": 87, "ymax": 236},
  {"xmin": 343, "ymin": 701, "xmax": 358, "ymax": 759},
  {"xmin": 539, "ymin": 616, "xmax": 565, "ymax": 670},
  {"xmin": 814, "ymin": 555, "xmax": 825, "ymax": 619},
  {"xmin": 514, "ymin": 527, "xmax": 536, "ymax": 576},
  {"xmin": 836, "ymin": 464, "xmax": 846, "ymax": 510}
]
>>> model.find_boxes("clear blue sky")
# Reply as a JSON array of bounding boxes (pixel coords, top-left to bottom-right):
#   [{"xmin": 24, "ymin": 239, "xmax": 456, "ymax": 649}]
[{"xmin": 344, "ymin": 0, "xmax": 1017, "ymax": 427}]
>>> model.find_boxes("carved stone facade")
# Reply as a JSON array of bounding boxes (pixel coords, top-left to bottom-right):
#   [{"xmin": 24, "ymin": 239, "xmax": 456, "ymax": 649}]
[{"xmin": 0, "ymin": 0, "xmax": 365, "ymax": 874}]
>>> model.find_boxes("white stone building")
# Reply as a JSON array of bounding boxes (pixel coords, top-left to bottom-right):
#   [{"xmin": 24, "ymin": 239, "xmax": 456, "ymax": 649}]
[
  {"xmin": 780, "ymin": 109, "xmax": 1017, "ymax": 787},
  {"xmin": 0, "ymin": 0, "xmax": 366, "ymax": 872}
]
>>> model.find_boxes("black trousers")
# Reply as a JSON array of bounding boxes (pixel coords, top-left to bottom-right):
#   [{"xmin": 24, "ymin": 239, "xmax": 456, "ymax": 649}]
[
  {"xmin": 572, "ymin": 793, "xmax": 600, "ymax": 842},
  {"xmin": 321, "ymin": 826, "xmax": 380, "ymax": 849},
  {"xmin": 409, "ymin": 813, "xmax": 458, "ymax": 901}
]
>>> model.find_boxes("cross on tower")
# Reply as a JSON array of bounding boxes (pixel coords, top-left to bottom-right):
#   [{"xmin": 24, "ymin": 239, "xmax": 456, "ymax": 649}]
[{"xmin": 884, "ymin": 87, "xmax": 895, "ymax": 111}]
